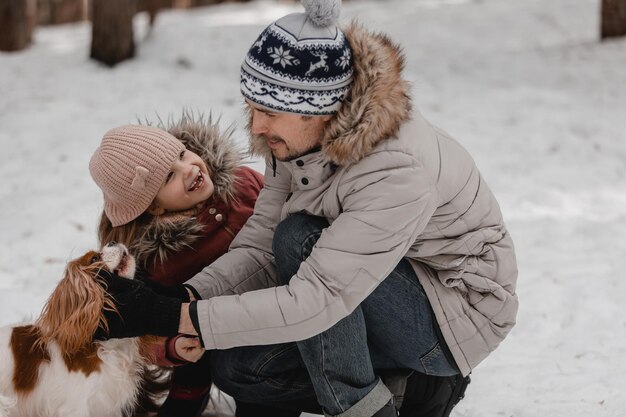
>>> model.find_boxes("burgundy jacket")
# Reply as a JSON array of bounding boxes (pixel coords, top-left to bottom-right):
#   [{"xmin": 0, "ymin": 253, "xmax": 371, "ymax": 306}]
[{"xmin": 147, "ymin": 166, "xmax": 263, "ymax": 286}]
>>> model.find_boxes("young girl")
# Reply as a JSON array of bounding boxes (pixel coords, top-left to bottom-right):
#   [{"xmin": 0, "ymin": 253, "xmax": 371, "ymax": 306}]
[{"xmin": 89, "ymin": 113, "xmax": 264, "ymax": 417}]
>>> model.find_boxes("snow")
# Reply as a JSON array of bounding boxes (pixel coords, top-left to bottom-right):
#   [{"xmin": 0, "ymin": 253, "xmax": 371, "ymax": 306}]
[{"xmin": 1, "ymin": 0, "xmax": 625, "ymax": 416}]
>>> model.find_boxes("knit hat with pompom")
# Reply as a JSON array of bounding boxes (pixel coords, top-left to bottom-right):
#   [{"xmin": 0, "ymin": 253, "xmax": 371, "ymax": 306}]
[{"xmin": 240, "ymin": 0, "xmax": 353, "ymax": 115}]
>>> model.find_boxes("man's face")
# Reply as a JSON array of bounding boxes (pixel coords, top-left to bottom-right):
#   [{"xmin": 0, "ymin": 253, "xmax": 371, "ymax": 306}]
[{"xmin": 246, "ymin": 100, "xmax": 332, "ymax": 162}]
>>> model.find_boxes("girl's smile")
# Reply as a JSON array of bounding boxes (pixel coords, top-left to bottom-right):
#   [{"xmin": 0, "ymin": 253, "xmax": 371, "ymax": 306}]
[
  {"xmin": 153, "ymin": 149, "xmax": 214, "ymax": 212},
  {"xmin": 187, "ymin": 170, "xmax": 205, "ymax": 192}
]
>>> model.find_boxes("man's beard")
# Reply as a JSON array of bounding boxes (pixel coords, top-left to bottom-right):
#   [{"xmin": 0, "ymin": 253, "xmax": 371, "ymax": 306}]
[{"xmin": 254, "ymin": 134, "xmax": 320, "ymax": 162}]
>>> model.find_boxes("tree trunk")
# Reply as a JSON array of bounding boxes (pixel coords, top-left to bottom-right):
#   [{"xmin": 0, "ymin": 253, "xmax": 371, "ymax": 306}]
[
  {"xmin": 172, "ymin": 0, "xmax": 191, "ymax": 8},
  {"xmin": 0, "ymin": 0, "xmax": 37, "ymax": 52},
  {"xmin": 190, "ymin": 0, "xmax": 220, "ymax": 6},
  {"xmin": 137, "ymin": 0, "xmax": 172, "ymax": 27},
  {"xmin": 190, "ymin": 0, "xmax": 251, "ymax": 6},
  {"xmin": 601, "ymin": 0, "xmax": 626, "ymax": 39},
  {"xmin": 90, "ymin": 0, "xmax": 136, "ymax": 67},
  {"xmin": 37, "ymin": 0, "xmax": 85, "ymax": 25}
]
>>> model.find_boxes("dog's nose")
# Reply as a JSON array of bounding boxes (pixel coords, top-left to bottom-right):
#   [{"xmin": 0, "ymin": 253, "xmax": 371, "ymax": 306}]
[{"xmin": 106, "ymin": 241, "xmax": 117, "ymax": 247}]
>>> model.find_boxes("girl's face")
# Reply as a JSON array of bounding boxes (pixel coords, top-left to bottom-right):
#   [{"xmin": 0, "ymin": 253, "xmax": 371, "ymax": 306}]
[{"xmin": 153, "ymin": 149, "xmax": 214, "ymax": 212}]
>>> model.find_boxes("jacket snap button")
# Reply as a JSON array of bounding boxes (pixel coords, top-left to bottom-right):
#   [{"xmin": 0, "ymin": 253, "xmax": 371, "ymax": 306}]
[
  {"xmin": 208, "ymin": 208, "xmax": 217, "ymax": 214},
  {"xmin": 301, "ymin": 177, "xmax": 309, "ymax": 185},
  {"xmin": 215, "ymin": 214, "xmax": 223, "ymax": 222},
  {"xmin": 296, "ymin": 160, "xmax": 304, "ymax": 167}
]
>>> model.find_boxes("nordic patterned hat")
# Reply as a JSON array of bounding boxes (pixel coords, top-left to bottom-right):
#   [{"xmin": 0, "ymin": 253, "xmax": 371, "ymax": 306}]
[{"xmin": 240, "ymin": 0, "xmax": 353, "ymax": 115}]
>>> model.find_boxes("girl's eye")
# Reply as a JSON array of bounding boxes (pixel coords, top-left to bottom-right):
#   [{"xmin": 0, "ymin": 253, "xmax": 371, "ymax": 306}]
[
  {"xmin": 90, "ymin": 254, "xmax": 101, "ymax": 264},
  {"xmin": 165, "ymin": 172, "xmax": 173, "ymax": 183},
  {"xmin": 179, "ymin": 150, "xmax": 185, "ymax": 159}
]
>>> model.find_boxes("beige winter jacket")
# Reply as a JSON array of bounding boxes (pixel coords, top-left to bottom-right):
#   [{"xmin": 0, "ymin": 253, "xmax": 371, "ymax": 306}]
[{"xmin": 187, "ymin": 24, "xmax": 518, "ymax": 377}]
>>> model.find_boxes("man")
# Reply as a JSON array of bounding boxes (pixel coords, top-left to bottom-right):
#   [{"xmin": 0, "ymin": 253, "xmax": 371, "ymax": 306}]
[{"xmin": 98, "ymin": 1, "xmax": 518, "ymax": 416}]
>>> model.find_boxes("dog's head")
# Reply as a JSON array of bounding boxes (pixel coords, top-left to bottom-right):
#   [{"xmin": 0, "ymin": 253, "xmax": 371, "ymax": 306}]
[
  {"xmin": 100, "ymin": 241, "xmax": 136, "ymax": 279},
  {"xmin": 37, "ymin": 243, "xmax": 136, "ymax": 355}
]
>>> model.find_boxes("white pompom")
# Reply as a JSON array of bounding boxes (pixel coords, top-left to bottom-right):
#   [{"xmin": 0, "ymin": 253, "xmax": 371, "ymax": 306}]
[{"xmin": 301, "ymin": 0, "xmax": 341, "ymax": 27}]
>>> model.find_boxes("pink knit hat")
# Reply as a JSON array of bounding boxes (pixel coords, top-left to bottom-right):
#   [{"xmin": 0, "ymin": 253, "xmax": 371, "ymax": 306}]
[{"xmin": 89, "ymin": 125, "xmax": 185, "ymax": 227}]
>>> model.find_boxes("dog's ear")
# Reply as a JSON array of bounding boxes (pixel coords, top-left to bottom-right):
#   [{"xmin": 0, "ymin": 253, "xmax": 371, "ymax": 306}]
[{"xmin": 38, "ymin": 256, "xmax": 109, "ymax": 356}]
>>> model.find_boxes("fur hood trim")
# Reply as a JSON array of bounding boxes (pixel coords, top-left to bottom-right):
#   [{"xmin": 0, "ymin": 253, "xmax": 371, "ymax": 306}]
[
  {"xmin": 323, "ymin": 23, "xmax": 412, "ymax": 165},
  {"xmin": 133, "ymin": 217, "xmax": 206, "ymax": 270},
  {"xmin": 250, "ymin": 23, "xmax": 412, "ymax": 165},
  {"xmin": 133, "ymin": 112, "xmax": 245, "ymax": 267}
]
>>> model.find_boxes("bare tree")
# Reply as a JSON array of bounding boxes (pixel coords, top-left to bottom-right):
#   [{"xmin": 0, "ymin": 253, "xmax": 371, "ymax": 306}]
[
  {"xmin": 137, "ymin": 0, "xmax": 172, "ymax": 28},
  {"xmin": 90, "ymin": 0, "xmax": 136, "ymax": 66},
  {"xmin": 37, "ymin": 0, "xmax": 85, "ymax": 25},
  {"xmin": 191, "ymin": 0, "xmax": 220, "ymax": 6},
  {"xmin": 601, "ymin": 0, "xmax": 626, "ymax": 39},
  {"xmin": 0, "ymin": 0, "xmax": 37, "ymax": 52},
  {"xmin": 190, "ymin": 0, "xmax": 251, "ymax": 6}
]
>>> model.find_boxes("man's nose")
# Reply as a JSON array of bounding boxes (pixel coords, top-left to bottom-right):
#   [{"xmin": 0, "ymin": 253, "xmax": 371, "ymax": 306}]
[{"xmin": 250, "ymin": 111, "xmax": 268, "ymax": 135}]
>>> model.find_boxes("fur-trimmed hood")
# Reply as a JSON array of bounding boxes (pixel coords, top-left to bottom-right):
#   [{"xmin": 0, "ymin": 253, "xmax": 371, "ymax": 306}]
[
  {"xmin": 250, "ymin": 23, "xmax": 412, "ymax": 166},
  {"xmin": 132, "ymin": 112, "xmax": 245, "ymax": 268},
  {"xmin": 157, "ymin": 112, "xmax": 244, "ymax": 204}
]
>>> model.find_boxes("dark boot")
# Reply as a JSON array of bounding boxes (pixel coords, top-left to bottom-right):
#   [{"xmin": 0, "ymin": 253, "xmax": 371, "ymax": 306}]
[
  {"xmin": 157, "ymin": 352, "xmax": 213, "ymax": 417},
  {"xmin": 235, "ymin": 401, "xmax": 302, "ymax": 417},
  {"xmin": 156, "ymin": 386, "xmax": 211, "ymax": 417},
  {"xmin": 372, "ymin": 398, "xmax": 399, "ymax": 417},
  {"xmin": 399, "ymin": 372, "xmax": 470, "ymax": 417}
]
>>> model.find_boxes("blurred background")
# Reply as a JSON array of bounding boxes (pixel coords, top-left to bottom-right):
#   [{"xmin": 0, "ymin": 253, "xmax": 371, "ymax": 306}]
[{"xmin": 1, "ymin": 0, "xmax": 625, "ymax": 416}]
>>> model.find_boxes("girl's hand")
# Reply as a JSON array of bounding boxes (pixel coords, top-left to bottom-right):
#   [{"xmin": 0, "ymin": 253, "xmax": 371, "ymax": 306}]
[{"xmin": 174, "ymin": 336, "xmax": 205, "ymax": 363}]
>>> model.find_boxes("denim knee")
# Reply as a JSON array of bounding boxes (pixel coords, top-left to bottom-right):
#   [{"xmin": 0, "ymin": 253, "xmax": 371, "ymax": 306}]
[
  {"xmin": 209, "ymin": 349, "xmax": 251, "ymax": 399},
  {"xmin": 272, "ymin": 214, "xmax": 328, "ymax": 285},
  {"xmin": 209, "ymin": 345, "xmax": 313, "ymax": 404}
]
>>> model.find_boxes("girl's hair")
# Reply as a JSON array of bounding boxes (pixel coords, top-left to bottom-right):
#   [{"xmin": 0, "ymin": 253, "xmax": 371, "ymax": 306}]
[{"xmin": 97, "ymin": 210, "xmax": 152, "ymax": 249}]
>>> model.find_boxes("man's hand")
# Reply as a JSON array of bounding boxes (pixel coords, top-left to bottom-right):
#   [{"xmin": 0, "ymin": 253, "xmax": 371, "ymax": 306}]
[
  {"xmin": 143, "ymin": 280, "xmax": 193, "ymax": 302},
  {"xmin": 178, "ymin": 303, "xmax": 197, "ymax": 336},
  {"xmin": 94, "ymin": 270, "xmax": 183, "ymax": 340}
]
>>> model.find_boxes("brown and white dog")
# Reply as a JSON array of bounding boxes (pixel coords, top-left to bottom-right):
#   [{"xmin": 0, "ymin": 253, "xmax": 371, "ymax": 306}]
[{"xmin": 0, "ymin": 243, "xmax": 159, "ymax": 417}]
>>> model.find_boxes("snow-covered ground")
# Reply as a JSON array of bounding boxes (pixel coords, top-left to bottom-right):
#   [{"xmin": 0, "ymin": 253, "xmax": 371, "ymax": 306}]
[{"xmin": 1, "ymin": 0, "xmax": 625, "ymax": 416}]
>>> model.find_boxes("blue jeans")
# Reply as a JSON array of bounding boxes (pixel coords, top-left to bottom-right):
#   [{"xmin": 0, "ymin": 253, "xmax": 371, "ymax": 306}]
[{"xmin": 211, "ymin": 214, "xmax": 458, "ymax": 417}]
